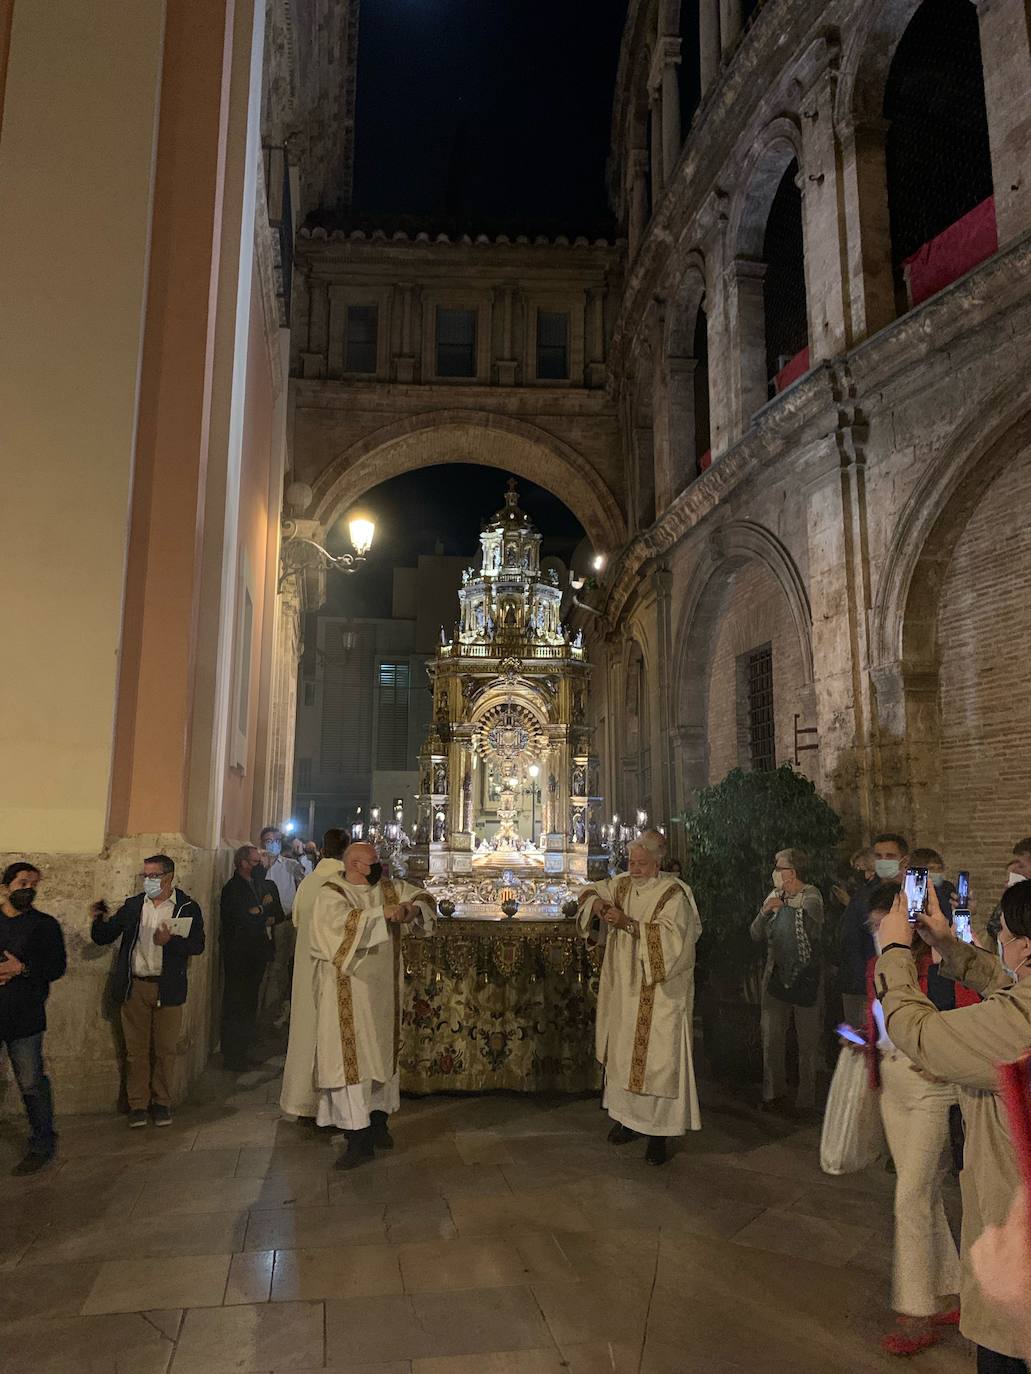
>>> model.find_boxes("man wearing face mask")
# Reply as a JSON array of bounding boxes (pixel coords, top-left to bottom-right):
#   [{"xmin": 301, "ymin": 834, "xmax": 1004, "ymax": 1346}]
[
  {"xmin": 838, "ymin": 833, "xmax": 909, "ymax": 1028},
  {"xmin": 310, "ymin": 841, "xmax": 436, "ymax": 1169},
  {"xmin": 91, "ymin": 855, "xmax": 205, "ymax": 1127},
  {"xmin": 0, "ymin": 863, "xmax": 66, "ymax": 1174}
]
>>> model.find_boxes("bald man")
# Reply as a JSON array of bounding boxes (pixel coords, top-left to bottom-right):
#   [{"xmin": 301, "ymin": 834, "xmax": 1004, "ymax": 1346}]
[
  {"xmin": 577, "ymin": 834, "xmax": 702, "ymax": 1164},
  {"xmin": 309, "ymin": 843, "xmax": 435, "ymax": 1169}
]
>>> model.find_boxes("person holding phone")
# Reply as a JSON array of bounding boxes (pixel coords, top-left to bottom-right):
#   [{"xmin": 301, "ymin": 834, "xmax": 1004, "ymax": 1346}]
[
  {"xmin": 874, "ymin": 879, "xmax": 1031, "ymax": 1372},
  {"xmin": 90, "ymin": 855, "xmax": 205, "ymax": 1127},
  {"xmin": 220, "ymin": 845, "xmax": 286, "ymax": 1072},
  {"xmin": 861, "ymin": 883, "xmax": 974, "ymax": 1355}
]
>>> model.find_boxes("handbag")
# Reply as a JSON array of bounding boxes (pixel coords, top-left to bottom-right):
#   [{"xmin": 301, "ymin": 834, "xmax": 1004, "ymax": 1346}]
[
  {"xmin": 766, "ymin": 902, "xmax": 820, "ymax": 1007},
  {"xmin": 820, "ymin": 1044, "xmax": 887, "ymax": 1175}
]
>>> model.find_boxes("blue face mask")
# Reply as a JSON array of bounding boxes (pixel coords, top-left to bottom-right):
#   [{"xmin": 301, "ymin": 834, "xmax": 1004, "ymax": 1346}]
[
  {"xmin": 265, "ymin": 840, "xmax": 281, "ymax": 857},
  {"xmin": 874, "ymin": 858, "xmax": 901, "ymax": 880},
  {"xmin": 930, "ymin": 872, "xmax": 948, "ymax": 889},
  {"xmin": 143, "ymin": 876, "xmax": 164, "ymax": 900}
]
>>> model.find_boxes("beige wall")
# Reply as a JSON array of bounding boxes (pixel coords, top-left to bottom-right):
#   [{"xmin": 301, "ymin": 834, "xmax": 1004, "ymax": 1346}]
[{"xmin": 0, "ymin": 0, "xmax": 165, "ymax": 853}]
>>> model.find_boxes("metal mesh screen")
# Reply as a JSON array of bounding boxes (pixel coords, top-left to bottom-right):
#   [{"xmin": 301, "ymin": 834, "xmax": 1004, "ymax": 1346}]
[
  {"xmin": 884, "ymin": 0, "xmax": 992, "ymax": 269},
  {"xmin": 762, "ymin": 159, "xmax": 808, "ymax": 389}
]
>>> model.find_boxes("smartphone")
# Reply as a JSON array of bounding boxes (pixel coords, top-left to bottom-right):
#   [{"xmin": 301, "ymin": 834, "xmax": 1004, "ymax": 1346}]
[
  {"xmin": 836, "ymin": 1023, "xmax": 866, "ymax": 1046},
  {"xmin": 956, "ymin": 870, "xmax": 970, "ymax": 908},
  {"xmin": 904, "ymin": 867, "xmax": 929, "ymax": 923},
  {"xmin": 953, "ymin": 912, "xmax": 973, "ymax": 944},
  {"xmin": 999, "ymin": 1053, "xmax": 1031, "ymax": 1215}
]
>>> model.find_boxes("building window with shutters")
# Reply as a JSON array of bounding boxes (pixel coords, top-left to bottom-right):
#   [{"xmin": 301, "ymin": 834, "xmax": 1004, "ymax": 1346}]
[
  {"xmin": 536, "ymin": 310, "xmax": 569, "ymax": 379},
  {"xmin": 376, "ymin": 660, "xmax": 411, "ymax": 769},
  {"xmin": 345, "ymin": 304, "xmax": 378, "ymax": 374},
  {"xmin": 745, "ymin": 644, "xmax": 776, "ymax": 771},
  {"xmin": 435, "ymin": 307, "xmax": 477, "ymax": 377}
]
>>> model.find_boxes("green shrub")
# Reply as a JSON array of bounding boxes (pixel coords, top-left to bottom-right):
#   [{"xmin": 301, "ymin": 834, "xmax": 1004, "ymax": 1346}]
[{"xmin": 685, "ymin": 765, "xmax": 844, "ymax": 998}]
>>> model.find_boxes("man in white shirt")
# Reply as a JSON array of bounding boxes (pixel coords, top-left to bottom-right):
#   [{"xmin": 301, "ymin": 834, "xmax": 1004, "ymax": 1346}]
[{"xmin": 90, "ymin": 855, "xmax": 205, "ymax": 1127}]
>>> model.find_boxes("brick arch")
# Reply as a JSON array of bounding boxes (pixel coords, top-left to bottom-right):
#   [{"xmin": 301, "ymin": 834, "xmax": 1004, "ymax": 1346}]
[
  {"xmin": 310, "ymin": 410, "xmax": 627, "ymax": 554},
  {"xmin": 672, "ymin": 523, "xmax": 813, "ymax": 797},
  {"xmin": 872, "ymin": 389, "xmax": 1031, "ymax": 674}
]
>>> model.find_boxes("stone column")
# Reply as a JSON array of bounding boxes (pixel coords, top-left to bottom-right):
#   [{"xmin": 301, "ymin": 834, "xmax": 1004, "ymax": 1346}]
[
  {"xmin": 699, "ymin": 0, "xmax": 722, "ymax": 96},
  {"xmin": 586, "ymin": 286, "xmax": 607, "ymax": 387},
  {"xmin": 496, "ymin": 284, "xmax": 518, "ymax": 385},
  {"xmin": 650, "ymin": 567, "xmax": 675, "ymax": 827},
  {"xmin": 798, "ymin": 50, "xmax": 850, "ymax": 360},
  {"xmin": 304, "ymin": 278, "xmax": 328, "ymax": 378},
  {"xmin": 628, "ymin": 149, "xmax": 650, "ymax": 258},
  {"xmin": 649, "ymin": 92, "xmax": 665, "ymax": 203},
  {"xmin": 724, "ymin": 256, "xmax": 768, "ymax": 437},
  {"xmin": 972, "ymin": 0, "xmax": 1031, "ymax": 246},
  {"xmin": 839, "ymin": 116, "xmax": 895, "ymax": 342},
  {"xmin": 701, "ymin": 211, "xmax": 735, "ymax": 457},
  {"xmin": 660, "ymin": 39, "xmax": 682, "ymax": 181},
  {"xmin": 395, "ymin": 282, "xmax": 415, "ymax": 382},
  {"xmin": 719, "ymin": 0, "xmax": 743, "ymax": 52}
]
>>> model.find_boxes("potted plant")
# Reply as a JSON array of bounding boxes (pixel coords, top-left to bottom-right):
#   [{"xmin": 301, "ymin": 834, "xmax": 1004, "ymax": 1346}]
[{"xmin": 685, "ymin": 765, "xmax": 844, "ymax": 1082}]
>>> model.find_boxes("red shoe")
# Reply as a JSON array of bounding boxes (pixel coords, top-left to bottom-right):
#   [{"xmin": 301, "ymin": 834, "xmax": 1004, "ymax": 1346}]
[
  {"xmin": 932, "ymin": 1308, "xmax": 961, "ymax": 1327},
  {"xmin": 881, "ymin": 1328, "xmax": 938, "ymax": 1357}
]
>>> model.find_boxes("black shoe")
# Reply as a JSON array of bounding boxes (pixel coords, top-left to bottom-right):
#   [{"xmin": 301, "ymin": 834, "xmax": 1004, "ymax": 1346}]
[
  {"xmin": 607, "ymin": 1123, "xmax": 639, "ymax": 1145},
  {"xmin": 370, "ymin": 1110, "xmax": 394, "ymax": 1149},
  {"xmin": 645, "ymin": 1136, "xmax": 669, "ymax": 1166},
  {"xmin": 128, "ymin": 1109, "xmax": 149, "ymax": 1129},
  {"xmin": 150, "ymin": 1104, "xmax": 172, "ymax": 1127},
  {"xmin": 11, "ymin": 1151, "xmax": 54, "ymax": 1176},
  {"xmin": 334, "ymin": 1126, "xmax": 375, "ymax": 1171}
]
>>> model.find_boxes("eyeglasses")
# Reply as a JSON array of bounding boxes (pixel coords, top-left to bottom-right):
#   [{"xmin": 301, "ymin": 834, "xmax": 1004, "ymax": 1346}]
[{"xmin": 137, "ymin": 872, "xmax": 171, "ymax": 884}]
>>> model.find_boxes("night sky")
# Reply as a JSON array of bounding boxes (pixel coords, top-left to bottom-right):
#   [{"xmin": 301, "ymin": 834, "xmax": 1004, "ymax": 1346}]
[
  {"xmin": 325, "ymin": 465, "xmax": 587, "ymax": 618},
  {"xmin": 351, "ymin": 0, "xmax": 628, "ymax": 235},
  {"xmin": 325, "ymin": 1, "xmax": 621, "ymax": 614}
]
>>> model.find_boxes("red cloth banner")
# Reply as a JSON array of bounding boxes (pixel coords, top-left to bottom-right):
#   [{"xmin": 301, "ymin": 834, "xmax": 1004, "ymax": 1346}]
[
  {"xmin": 904, "ymin": 196, "xmax": 998, "ymax": 308},
  {"xmin": 699, "ymin": 448, "xmax": 712, "ymax": 472},
  {"xmin": 774, "ymin": 346, "xmax": 810, "ymax": 394}
]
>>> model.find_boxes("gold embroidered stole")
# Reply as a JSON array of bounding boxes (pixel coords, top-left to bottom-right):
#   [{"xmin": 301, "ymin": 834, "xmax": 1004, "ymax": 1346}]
[
  {"xmin": 627, "ymin": 882, "xmax": 680, "ymax": 1094},
  {"xmin": 324, "ymin": 881, "xmax": 363, "ymax": 1083}
]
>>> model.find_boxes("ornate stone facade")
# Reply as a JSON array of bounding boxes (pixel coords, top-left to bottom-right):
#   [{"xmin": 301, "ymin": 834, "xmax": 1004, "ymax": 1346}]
[{"xmin": 594, "ymin": 0, "xmax": 1031, "ymax": 907}]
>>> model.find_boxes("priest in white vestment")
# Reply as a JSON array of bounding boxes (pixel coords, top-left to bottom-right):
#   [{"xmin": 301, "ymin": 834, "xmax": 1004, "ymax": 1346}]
[
  {"xmin": 279, "ymin": 828, "xmax": 350, "ymax": 1121},
  {"xmin": 576, "ymin": 835, "xmax": 702, "ymax": 1164},
  {"xmin": 310, "ymin": 841, "xmax": 435, "ymax": 1169}
]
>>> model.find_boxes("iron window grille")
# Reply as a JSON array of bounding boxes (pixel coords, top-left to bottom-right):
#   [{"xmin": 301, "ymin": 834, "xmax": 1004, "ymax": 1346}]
[{"xmin": 747, "ymin": 645, "xmax": 776, "ymax": 771}]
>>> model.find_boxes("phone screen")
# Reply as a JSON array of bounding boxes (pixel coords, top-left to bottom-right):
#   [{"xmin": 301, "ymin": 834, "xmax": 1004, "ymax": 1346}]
[
  {"xmin": 954, "ymin": 912, "xmax": 973, "ymax": 944},
  {"xmin": 836, "ymin": 1023, "xmax": 865, "ymax": 1046},
  {"xmin": 904, "ymin": 867, "xmax": 929, "ymax": 923},
  {"xmin": 957, "ymin": 870, "xmax": 970, "ymax": 907}
]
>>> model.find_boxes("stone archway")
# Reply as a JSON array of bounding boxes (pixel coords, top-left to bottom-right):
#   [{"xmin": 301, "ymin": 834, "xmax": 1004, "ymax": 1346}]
[
  {"xmin": 672, "ymin": 522, "xmax": 814, "ymax": 804},
  {"xmin": 309, "ymin": 410, "xmax": 627, "ymax": 555}
]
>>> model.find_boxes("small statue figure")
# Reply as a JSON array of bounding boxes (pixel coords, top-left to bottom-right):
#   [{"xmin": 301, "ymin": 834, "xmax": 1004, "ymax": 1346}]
[
  {"xmin": 573, "ymin": 628, "xmax": 583, "ymax": 648},
  {"xmin": 547, "ymin": 568, "xmax": 559, "ymax": 586},
  {"xmin": 572, "ymin": 811, "xmax": 586, "ymax": 845}
]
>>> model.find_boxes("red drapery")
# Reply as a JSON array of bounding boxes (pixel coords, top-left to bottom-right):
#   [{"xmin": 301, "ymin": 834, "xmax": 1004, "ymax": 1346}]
[
  {"xmin": 773, "ymin": 345, "xmax": 810, "ymax": 394},
  {"xmin": 903, "ymin": 195, "xmax": 998, "ymax": 308},
  {"xmin": 698, "ymin": 448, "xmax": 712, "ymax": 472}
]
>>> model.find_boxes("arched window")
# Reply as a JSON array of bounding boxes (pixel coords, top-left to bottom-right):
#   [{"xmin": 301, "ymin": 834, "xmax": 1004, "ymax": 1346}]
[
  {"xmin": 693, "ymin": 302, "xmax": 711, "ymax": 474},
  {"xmin": 762, "ymin": 159, "xmax": 808, "ymax": 396},
  {"xmin": 677, "ymin": 1, "xmax": 701, "ymax": 133},
  {"xmin": 884, "ymin": 0, "xmax": 994, "ymax": 311}
]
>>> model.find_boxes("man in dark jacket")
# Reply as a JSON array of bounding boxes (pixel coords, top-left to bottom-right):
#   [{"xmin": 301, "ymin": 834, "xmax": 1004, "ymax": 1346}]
[
  {"xmin": 838, "ymin": 832, "xmax": 908, "ymax": 1026},
  {"xmin": 90, "ymin": 854, "xmax": 205, "ymax": 1127},
  {"xmin": 220, "ymin": 844, "xmax": 286, "ymax": 1072},
  {"xmin": 0, "ymin": 862, "xmax": 67, "ymax": 1173}
]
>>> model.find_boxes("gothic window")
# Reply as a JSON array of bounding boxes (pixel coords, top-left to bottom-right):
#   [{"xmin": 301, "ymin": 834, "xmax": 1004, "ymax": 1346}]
[
  {"xmin": 344, "ymin": 304, "xmax": 378, "ymax": 373},
  {"xmin": 435, "ymin": 307, "xmax": 477, "ymax": 377},
  {"xmin": 536, "ymin": 310, "xmax": 569, "ymax": 379}
]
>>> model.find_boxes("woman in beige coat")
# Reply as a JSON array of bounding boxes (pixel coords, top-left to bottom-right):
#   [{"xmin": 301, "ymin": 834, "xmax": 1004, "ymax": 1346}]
[{"xmin": 874, "ymin": 879, "xmax": 1031, "ymax": 1373}]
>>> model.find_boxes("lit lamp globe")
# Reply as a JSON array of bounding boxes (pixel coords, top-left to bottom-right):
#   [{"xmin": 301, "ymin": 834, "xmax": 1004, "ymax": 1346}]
[
  {"xmin": 528, "ymin": 764, "xmax": 540, "ymax": 780},
  {"xmin": 348, "ymin": 515, "xmax": 375, "ymax": 558}
]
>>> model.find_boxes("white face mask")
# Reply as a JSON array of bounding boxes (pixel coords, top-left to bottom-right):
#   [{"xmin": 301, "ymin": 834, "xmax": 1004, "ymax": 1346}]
[
  {"xmin": 1008, "ymin": 871, "xmax": 1028, "ymax": 887},
  {"xmin": 142, "ymin": 876, "xmax": 164, "ymax": 900},
  {"xmin": 771, "ymin": 870, "xmax": 784, "ymax": 891},
  {"xmin": 874, "ymin": 858, "xmax": 901, "ymax": 880}
]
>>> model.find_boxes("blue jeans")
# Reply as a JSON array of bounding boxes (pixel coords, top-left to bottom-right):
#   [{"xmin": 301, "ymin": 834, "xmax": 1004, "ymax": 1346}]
[{"xmin": 4, "ymin": 1033, "xmax": 56, "ymax": 1157}]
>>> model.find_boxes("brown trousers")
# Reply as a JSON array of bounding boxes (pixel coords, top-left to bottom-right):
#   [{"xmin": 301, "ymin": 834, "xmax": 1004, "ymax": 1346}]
[{"xmin": 120, "ymin": 979, "xmax": 183, "ymax": 1109}]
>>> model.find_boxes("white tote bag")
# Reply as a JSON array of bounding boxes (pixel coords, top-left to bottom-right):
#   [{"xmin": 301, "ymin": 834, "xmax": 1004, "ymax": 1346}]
[{"xmin": 820, "ymin": 1045, "xmax": 887, "ymax": 1176}]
